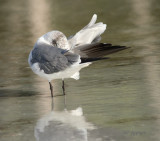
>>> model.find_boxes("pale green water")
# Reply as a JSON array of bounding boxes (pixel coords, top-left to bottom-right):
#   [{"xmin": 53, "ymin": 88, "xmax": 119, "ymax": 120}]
[{"xmin": 0, "ymin": 0, "xmax": 160, "ymax": 141}]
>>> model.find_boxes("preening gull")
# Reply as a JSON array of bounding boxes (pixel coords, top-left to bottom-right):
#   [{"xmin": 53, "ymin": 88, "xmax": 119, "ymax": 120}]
[{"xmin": 28, "ymin": 14, "xmax": 128, "ymax": 97}]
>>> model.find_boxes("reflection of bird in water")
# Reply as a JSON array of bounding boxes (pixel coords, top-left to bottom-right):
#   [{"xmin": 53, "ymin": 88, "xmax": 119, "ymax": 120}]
[
  {"xmin": 34, "ymin": 107, "xmax": 95, "ymax": 141},
  {"xmin": 28, "ymin": 14, "xmax": 128, "ymax": 97}
]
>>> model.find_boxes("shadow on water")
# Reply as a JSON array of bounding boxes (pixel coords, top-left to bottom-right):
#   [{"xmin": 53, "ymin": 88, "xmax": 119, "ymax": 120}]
[{"xmin": 0, "ymin": 89, "xmax": 39, "ymax": 97}]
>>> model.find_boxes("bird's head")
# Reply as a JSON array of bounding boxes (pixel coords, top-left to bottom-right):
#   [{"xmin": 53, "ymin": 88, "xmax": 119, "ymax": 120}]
[{"xmin": 35, "ymin": 30, "xmax": 70, "ymax": 50}]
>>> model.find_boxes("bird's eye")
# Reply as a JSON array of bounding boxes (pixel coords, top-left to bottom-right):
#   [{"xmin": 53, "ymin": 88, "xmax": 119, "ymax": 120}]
[{"xmin": 52, "ymin": 40, "xmax": 57, "ymax": 46}]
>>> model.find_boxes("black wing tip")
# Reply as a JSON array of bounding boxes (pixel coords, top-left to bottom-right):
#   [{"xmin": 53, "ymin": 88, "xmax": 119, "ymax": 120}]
[
  {"xmin": 81, "ymin": 57, "xmax": 109, "ymax": 63},
  {"xmin": 103, "ymin": 43, "xmax": 131, "ymax": 48},
  {"xmin": 74, "ymin": 42, "xmax": 130, "ymax": 58}
]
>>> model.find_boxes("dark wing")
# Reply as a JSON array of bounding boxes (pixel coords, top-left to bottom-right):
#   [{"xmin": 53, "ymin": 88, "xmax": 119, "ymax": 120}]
[
  {"xmin": 72, "ymin": 43, "xmax": 129, "ymax": 63},
  {"xmin": 31, "ymin": 44, "xmax": 79, "ymax": 74},
  {"xmin": 73, "ymin": 43, "xmax": 129, "ymax": 58}
]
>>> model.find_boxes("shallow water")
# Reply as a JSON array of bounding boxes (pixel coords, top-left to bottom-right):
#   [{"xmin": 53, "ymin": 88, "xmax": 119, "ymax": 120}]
[{"xmin": 0, "ymin": 0, "xmax": 160, "ymax": 141}]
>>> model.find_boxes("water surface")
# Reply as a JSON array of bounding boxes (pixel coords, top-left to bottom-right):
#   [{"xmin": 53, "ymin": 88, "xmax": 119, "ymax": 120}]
[{"xmin": 0, "ymin": 0, "xmax": 160, "ymax": 141}]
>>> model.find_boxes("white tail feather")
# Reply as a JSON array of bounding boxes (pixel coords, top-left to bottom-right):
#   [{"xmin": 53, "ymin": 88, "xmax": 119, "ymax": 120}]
[
  {"xmin": 83, "ymin": 14, "xmax": 97, "ymax": 29},
  {"xmin": 68, "ymin": 14, "xmax": 107, "ymax": 49}
]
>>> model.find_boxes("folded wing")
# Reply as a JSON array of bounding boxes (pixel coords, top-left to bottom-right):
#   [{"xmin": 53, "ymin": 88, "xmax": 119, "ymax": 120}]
[{"xmin": 31, "ymin": 45, "xmax": 80, "ymax": 74}]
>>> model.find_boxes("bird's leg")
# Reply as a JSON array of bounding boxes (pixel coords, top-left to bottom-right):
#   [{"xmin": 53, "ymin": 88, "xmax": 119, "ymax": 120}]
[
  {"xmin": 62, "ymin": 80, "xmax": 66, "ymax": 95},
  {"xmin": 49, "ymin": 82, "xmax": 53, "ymax": 97},
  {"xmin": 51, "ymin": 97, "xmax": 54, "ymax": 110}
]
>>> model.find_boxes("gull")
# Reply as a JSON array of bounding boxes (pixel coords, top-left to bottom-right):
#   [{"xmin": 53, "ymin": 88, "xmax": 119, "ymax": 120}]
[{"xmin": 28, "ymin": 14, "xmax": 128, "ymax": 97}]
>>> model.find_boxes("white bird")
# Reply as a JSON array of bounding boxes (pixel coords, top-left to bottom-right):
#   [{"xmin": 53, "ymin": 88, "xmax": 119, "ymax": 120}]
[{"xmin": 28, "ymin": 14, "xmax": 128, "ymax": 97}]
